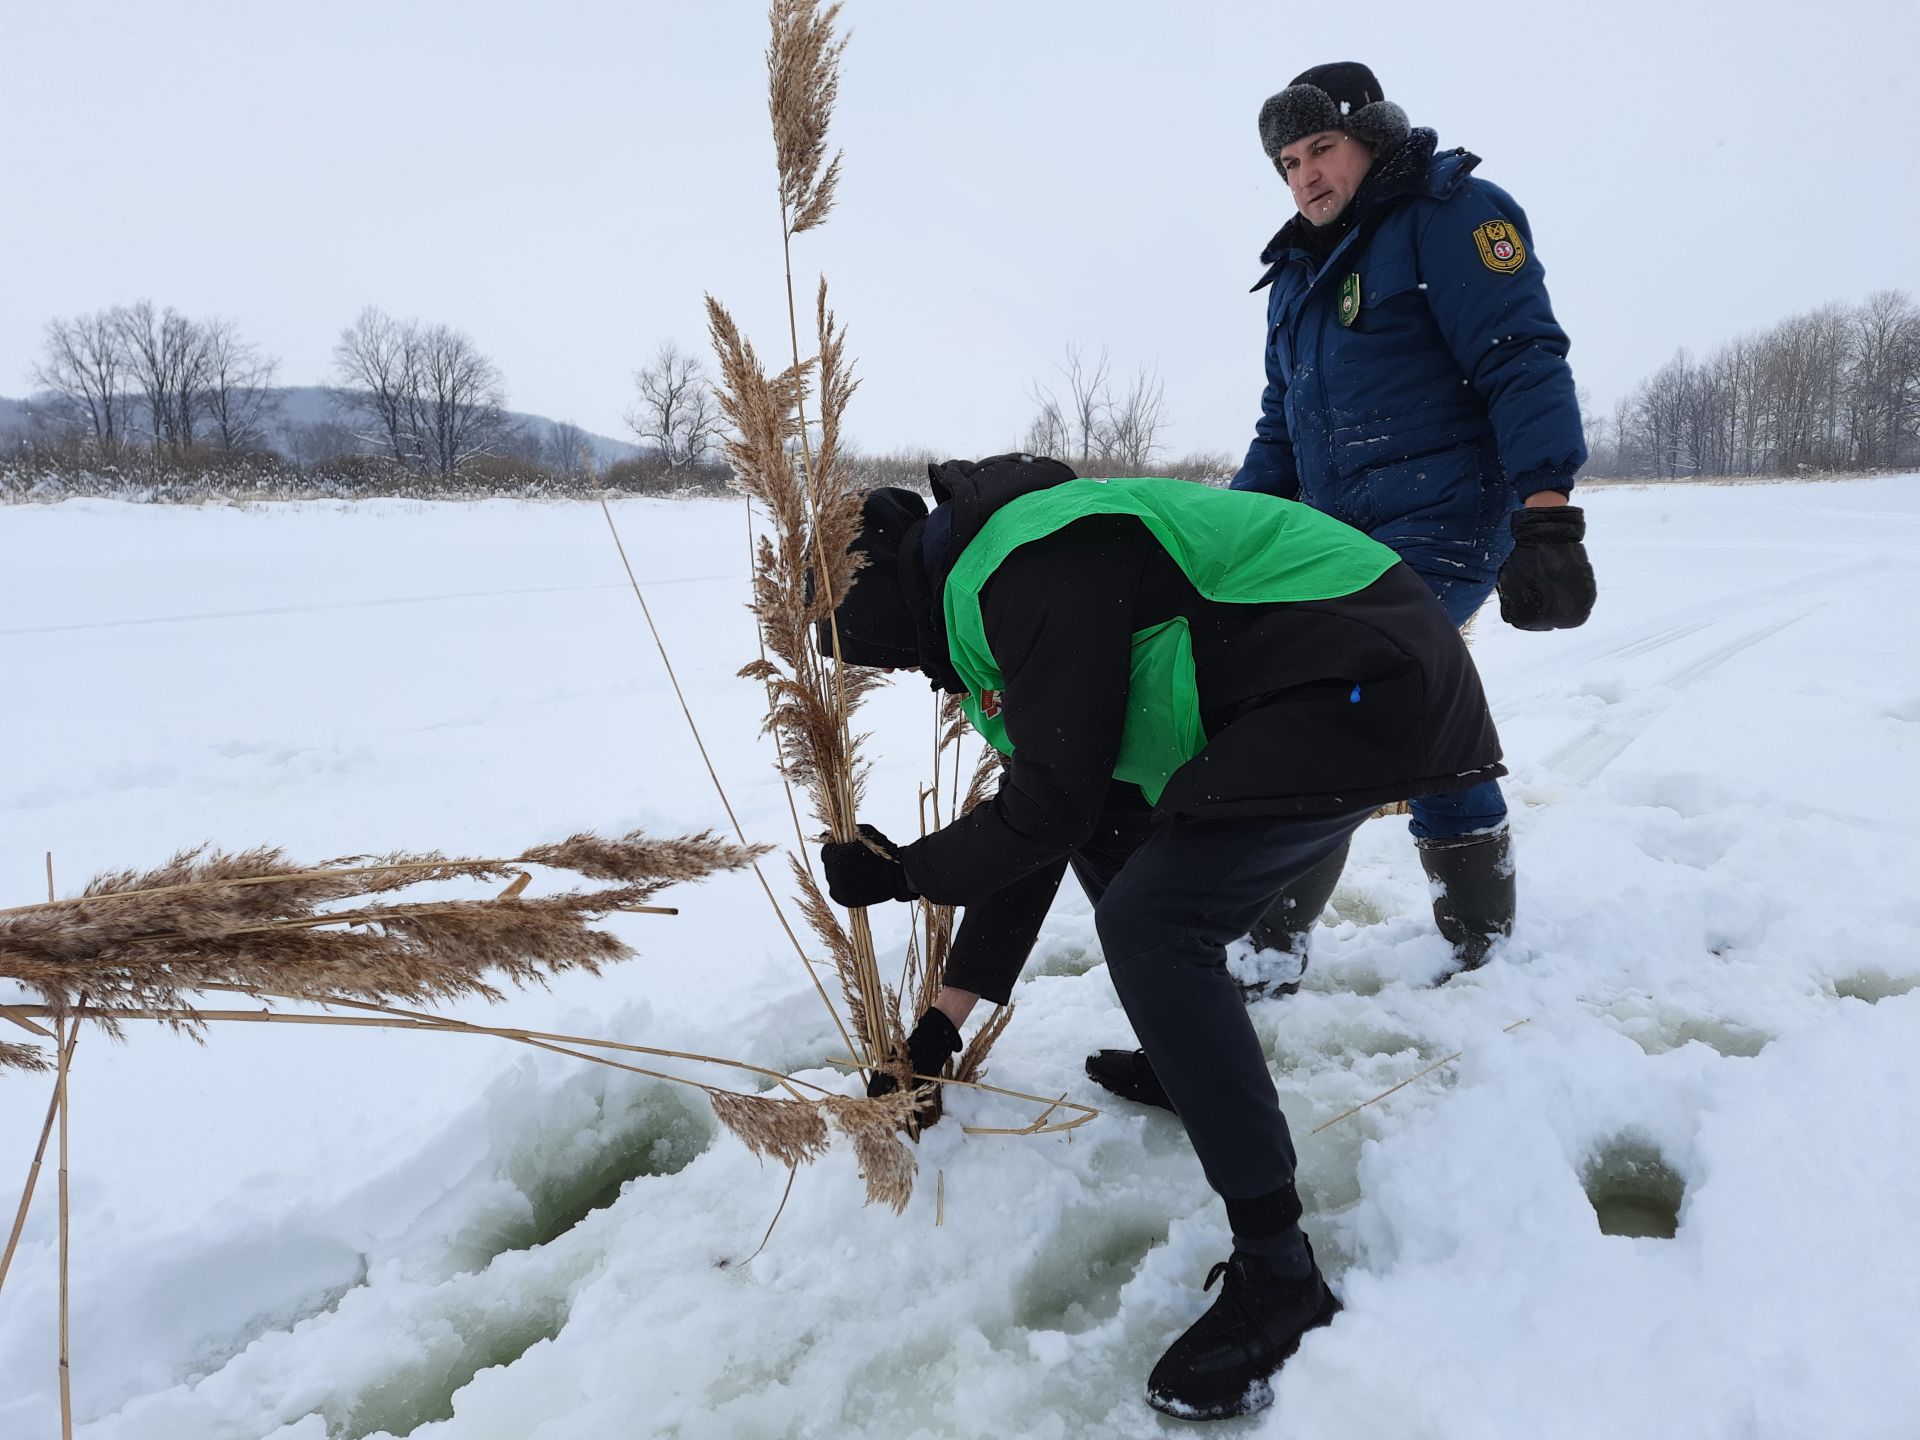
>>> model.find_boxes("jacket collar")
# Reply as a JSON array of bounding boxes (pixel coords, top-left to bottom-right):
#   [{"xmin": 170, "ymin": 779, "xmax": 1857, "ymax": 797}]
[{"xmin": 1250, "ymin": 131, "xmax": 1475, "ymax": 291}]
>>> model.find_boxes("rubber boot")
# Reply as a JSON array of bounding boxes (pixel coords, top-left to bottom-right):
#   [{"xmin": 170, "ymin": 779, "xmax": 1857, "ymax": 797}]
[
  {"xmin": 1232, "ymin": 835, "xmax": 1352, "ymax": 999},
  {"xmin": 1415, "ymin": 827, "xmax": 1514, "ymax": 975}
]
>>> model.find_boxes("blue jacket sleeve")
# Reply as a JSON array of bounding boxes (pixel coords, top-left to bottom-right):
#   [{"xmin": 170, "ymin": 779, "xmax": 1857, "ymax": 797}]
[
  {"xmin": 1416, "ymin": 178, "xmax": 1587, "ymax": 498},
  {"xmin": 1230, "ymin": 296, "xmax": 1301, "ymax": 497}
]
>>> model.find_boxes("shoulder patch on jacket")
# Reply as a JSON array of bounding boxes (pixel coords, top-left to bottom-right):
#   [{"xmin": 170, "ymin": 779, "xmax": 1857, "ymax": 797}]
[{"xmin": 1472, "ymin": 218, "xmax": 1527, "ymax": 273}]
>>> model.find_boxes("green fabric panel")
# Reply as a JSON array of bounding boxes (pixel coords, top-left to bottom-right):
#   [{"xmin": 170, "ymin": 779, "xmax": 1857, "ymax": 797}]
[{"xmin": 942, "ymin": 478, "xmax": 1400, "ymax": 803}]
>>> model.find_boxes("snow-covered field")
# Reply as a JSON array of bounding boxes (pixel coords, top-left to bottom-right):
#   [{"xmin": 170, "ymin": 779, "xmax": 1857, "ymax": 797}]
[{"xmin": 2, "ymin": 476, "xmax": 1917, "ymax": 1439}]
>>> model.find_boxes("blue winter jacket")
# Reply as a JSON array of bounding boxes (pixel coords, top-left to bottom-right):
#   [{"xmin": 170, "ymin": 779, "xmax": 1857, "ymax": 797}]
[{"xmin": 1230, "ymin": 133, "xmax": 1586, "ymax": 588}]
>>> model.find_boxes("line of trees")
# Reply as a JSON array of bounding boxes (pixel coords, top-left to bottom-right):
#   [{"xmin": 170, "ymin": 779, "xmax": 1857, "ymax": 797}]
[
  {"xmin": 29, "ymin": 288, "xmax": 1909, "ymax": 502},
  {"xmin": 13, "ymin": 302, "xmax": 746, "ymax": 494},
  {"xmin": 32, "ymin": 302, "xmax": 280, "ymax": 458},
  {"xmin": 1585, "ymin": 290, "xmax": 1920, "ymax": 479}
]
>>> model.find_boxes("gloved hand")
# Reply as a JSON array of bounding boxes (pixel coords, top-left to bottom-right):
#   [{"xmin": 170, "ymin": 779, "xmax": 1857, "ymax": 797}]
[
  {"xmin": 1497, "ymin": 505, "xmax": 1596, "ymax": 631},
  {"xmin": 868, "ymin": 1007, "xmax": 963, "ymax": 1099},
  {"xmin": 820, "ymin": 823, "xmax": 918, "ymax": 908}
]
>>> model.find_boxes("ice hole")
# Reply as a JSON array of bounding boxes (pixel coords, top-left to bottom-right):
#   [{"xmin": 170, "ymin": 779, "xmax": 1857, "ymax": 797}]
[
  {"xmin": 1627, "ymin": 1014, "xmax": 1772, "ymax": 1059},
  {"xmin": 500, "ymin": 1082, "xmax": 716, "ymax": 1258},
  {"xmin": 1012, "ymin": 1206, "xmax": 1169, "ymax": 1335},
  {"xmin": 1030, "ymin": 941, "xmax": 1104, "ymax": 979},
  {"xmin": 1582, "ymin": 1137, "xmax": 1686, "ymax": 1240},
  {"xmin": 332, "ymin": 1299, "xmax": 568, "ymax": 1439},
  {"xmin": 1832, "ymin": 970, "xmax": 1920, "ymax": 1005}
]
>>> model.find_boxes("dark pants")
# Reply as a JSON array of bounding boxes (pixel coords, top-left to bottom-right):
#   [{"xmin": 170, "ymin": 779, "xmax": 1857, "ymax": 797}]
[
  {"xmin": 1072, "ymin": 803, "xmax": 1372, "ymax": 1203},
  {"xmin": 1407, "ymin": 570, "xmax": 1507, "ymax": 840}
]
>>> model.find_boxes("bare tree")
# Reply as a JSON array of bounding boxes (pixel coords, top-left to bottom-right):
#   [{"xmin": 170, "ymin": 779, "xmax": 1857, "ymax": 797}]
[
  {"xmin": 1025, "ymin": 345, "xmax": 1168, "ymax": 470},
  {"xmin": 1021, "ymin": 388, "xmax": 1073, "ymax": 460},
  {"xmin": 1106, "ymin": 364, "xmax": 1169, "ymax": 471},
  {"xmin": 1023, "ymin": 343, "xmax": 1116, "ymax": 466},
  {"xmin": 411, "ymin": 322, "xmax": 511, "ymax": 475},
  {"xmin": 200, "ymin": 319, "xmax": 281, "ymax": 453},
  {"xmin": 544, "ymin": 419, "xmax": 592, "ymax": 475},
  {"xmin": 627, "ymin": 341, "xmax": 724, "ymax": 468},
  {"xmin": 117, "ymin": 300, "xmax": 213, "ymax": 453},
  {"xmin": 31, "ymin": 311, "xmax": 131, "ymax": 455},
  {"xmin": 331, "ymin": 307, "xmax": 511, "ymax": 475},
  {"xmin": 333, "ymin": 306, "xmax": 423, "ymax": 466}
]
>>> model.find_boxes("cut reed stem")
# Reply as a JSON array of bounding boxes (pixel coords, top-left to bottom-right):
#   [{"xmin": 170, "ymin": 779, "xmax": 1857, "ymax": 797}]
[
  {"xmin": 597, "ymin": 494, "xmax": 860, "ymax": 1068},
  {"xmin": 1308, "ymin": 1018, "xmax": 1533, "ymax": 1135},
  {"xmin": 0, "ymin": 1024, "xmax": 70, "ymax": 1298},
  {"xmin": 55, "ymin": 1015, "xmax": 74, "ymax": 1440}
]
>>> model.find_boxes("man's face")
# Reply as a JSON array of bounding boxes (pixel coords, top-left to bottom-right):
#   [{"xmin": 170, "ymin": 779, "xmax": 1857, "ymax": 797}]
[{"xmin": 1277, "ymin": 130, "xmax": 1373, "ymax": 226}]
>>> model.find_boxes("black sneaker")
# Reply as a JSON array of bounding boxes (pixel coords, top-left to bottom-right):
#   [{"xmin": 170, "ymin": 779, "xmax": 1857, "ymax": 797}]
[
  {"xmin": 1084, "ymin": 1048, "xmax": 1174, "ymax": 1112},
  {"xmin": 1145, "ymin": 1249, "xmax": 1342, "ymax": 1421}
]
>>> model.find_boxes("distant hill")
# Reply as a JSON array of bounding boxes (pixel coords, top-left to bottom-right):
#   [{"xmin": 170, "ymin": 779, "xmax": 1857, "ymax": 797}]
[{"xmin": 0, "ymin": 386, "xmax": 642, "ymax": 467}]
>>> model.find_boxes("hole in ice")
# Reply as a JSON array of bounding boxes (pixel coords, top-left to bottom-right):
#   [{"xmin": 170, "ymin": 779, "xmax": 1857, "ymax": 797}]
[
  {"xmin": 333, "ymin": 1299, "xmax": 569, "ymax": 1439},
  {"xmin": 441, "ymin": 1081, "xmax": 715, "ymax": 1274},
  {"xmin": 1582, "ymin": 1137, "xmax": 1685, "ymax": 1240},
  {"xmin": 1304, "ymin": 963, "xmax": 1385, "ymax": 998},
  {"xmin": 508, "ymin": 1083, "xmax": 716, "ymax": 1254},
  {"xmin": 1624, "ymin": 1013, "xmax": 1772, "ymax": 1059},
  {"xmin": 1012, "ymin": 1204, "xmax": 1169, "ymax": 1335},
  {"xmin": 1831, "ymin": 970, "xmax": 1920, "ymax": 1004},
  {"xmin": 1326, "ymin": 891, "xmax": 1389, "ymax": 927},
  {"xmin": 1030, "ymin": 941, "xmax": 1103, "ymax": 979},
  {"xmin": 1271, "ymin": 1023, "xmax": 1427, "ymax": 1066}
]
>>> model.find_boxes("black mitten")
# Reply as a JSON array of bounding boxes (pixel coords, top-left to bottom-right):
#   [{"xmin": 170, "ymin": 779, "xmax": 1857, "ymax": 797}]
[
  {"xmin": 820, "ymin": 823, "xmax": 918, "ymax": 908},
  {"xmin": 868, "ymin": 1007, "xmax": 963, "ymax": 1098},
  {"xmin": 1497, "ymin": 505, "xmax": 1596, "ymax": 631}
]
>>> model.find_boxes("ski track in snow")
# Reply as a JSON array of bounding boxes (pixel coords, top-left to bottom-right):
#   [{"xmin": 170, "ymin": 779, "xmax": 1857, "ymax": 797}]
[{"xmin": 1, "ymin": 481, "xmax": 1918, "ymax": 1440}]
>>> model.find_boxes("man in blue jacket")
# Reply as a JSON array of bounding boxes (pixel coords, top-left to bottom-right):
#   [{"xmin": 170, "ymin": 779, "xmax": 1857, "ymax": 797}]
[{"xmin": 1223, "ymin": 61, "xmax": 1595, "ymax": 989}]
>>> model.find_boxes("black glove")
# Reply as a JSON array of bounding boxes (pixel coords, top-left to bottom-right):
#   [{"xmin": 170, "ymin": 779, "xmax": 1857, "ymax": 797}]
[
  {"xmin": 868, "ymin": 1007, "xmax": 963, "ymax": 1098},
  {"xmin": 1497, "ymin": 505, "xmax": 1596, "ymax": 631},
  {"xmin": 820, "ymin": 823, "xmax": 918, "ymax": 908}
]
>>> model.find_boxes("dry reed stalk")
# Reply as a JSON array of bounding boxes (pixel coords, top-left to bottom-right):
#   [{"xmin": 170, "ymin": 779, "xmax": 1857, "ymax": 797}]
[
  {"xmin": 823, "ymin": 1055, "xmax": 1100, "ymax": 1138},
  {"xmin": 596, "ymin": 491, "xmax": 861, "ymax": 1067},
  {"xmin": 208, "ymin": 988, "xmax": 828, "ymax": 1102},
  {"xmin": 746, "ymin": 495, "xmax": 821, "ymax": 878},
  {"xmin": 1307, "ymin": 1018, "xmax": 1533, "ymax": 1135},
  {"xmin": 710, "ymin": 290, "xmax": 889, "ymax": 1074},
  {"xmin": 2, "ymin": 994, "xmax": 949, "ymax": 1211},
  {"xmin": 0, "ymin": 1025, "xmax": 70, "ymax": 1296},
  {"xmin": 739, "ymin": 1163, "xmax": 800, "ymax": 1266},
  {"xmin": 55, "ymin": 1016, "xmax": 74, "ymax": 1439}
]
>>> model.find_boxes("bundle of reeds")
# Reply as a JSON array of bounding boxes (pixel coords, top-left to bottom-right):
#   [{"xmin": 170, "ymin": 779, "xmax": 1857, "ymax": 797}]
[
  {"xmin": 705, "ymin": 0, "xmax": 1018, "ymax": 1140},
  {"xmin": 0, "ymin": 830, "xmax": 762, "ymax": 1063}
]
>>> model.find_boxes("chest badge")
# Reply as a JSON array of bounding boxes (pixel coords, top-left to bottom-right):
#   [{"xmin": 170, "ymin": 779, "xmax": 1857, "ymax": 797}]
[
  {"xmin": 1337, "ymin": 272, "xmax": 1362, "ymax": 327},
  {"xmin": 1473, "ymin": 219, "xmax": 1527, "ymax": 273}
]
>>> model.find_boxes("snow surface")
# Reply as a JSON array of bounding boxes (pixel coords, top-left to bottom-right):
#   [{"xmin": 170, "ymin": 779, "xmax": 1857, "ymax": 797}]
[{"xmin": 2, "ymin": 477, "xmax": 1918, "ymax": 1439}]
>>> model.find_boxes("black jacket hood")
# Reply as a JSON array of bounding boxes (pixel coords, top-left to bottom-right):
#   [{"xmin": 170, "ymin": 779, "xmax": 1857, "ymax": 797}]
[{"xmin": 898, "ymin": 453, "xmax": 1080, "ymax": 693}]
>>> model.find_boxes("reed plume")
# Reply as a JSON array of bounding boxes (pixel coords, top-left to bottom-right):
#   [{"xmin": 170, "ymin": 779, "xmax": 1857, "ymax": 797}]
[
  {"xmin": 767, "ymin": 0, "xmax": 846, "ymax": 239},
  {"xmin": 0, "ymin": 829, "xmax": 763, "ymax": 1053}
]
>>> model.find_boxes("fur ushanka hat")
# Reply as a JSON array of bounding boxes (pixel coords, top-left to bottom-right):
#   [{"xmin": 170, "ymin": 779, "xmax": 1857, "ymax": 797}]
[{"xmin": 1258, "ymin": 61, "xmax": 1410, "ymax": 164}]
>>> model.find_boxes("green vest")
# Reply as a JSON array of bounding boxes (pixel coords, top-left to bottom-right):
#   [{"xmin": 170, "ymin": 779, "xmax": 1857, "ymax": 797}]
[{"xmin": 945, "ymin": 478, "xmax": 1399, "ymax": 803}]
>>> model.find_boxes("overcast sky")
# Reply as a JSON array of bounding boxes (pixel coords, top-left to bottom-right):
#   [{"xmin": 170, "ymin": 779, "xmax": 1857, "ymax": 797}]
[{"xmin": 3, "ymin": 0, "xmax": 1916, "ymax": 459}]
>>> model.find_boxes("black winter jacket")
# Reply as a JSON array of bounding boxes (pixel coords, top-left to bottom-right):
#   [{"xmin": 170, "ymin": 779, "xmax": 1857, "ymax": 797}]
[{"xmin": 890, "ymin": 460, "xmax": 1503, "ymax": 1003}]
